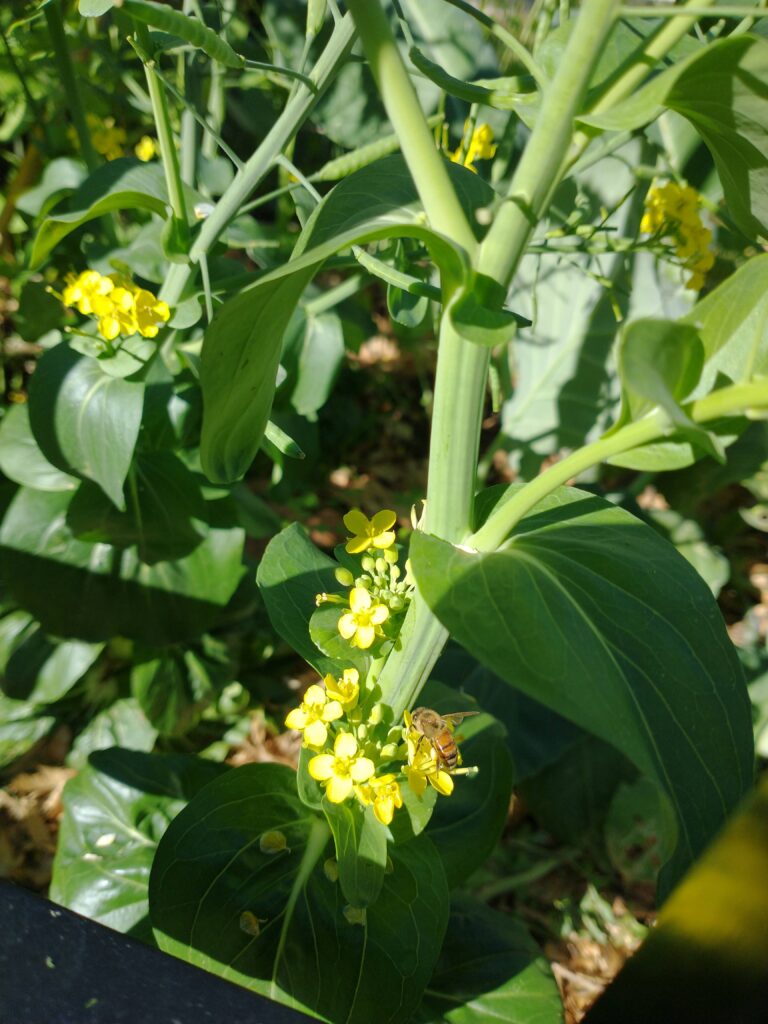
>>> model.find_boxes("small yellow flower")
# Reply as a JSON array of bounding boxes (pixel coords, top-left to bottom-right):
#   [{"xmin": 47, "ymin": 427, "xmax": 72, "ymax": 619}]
[
  {"xmin": 323, "ymin": 668, "xmax": 360, "ymax": 712},
  {"xmin": 343, "ymin": 508, "xmax": 397, "ymax": 554},
  {"xmin": 86, "ymin": 114, "xmax": 127, "ymax": 161},
  {"xmin": 402, "ymin": 709, "xmax": 454, "ymax": 798},
  {"xmin": 134, "ymin": 135, "xmax": 158, "ymax": 162},
  {"xmin": 355, "ymin": 774, "xmax": 403, "ymax": 825},
  {"xmin": 285, "ymin": 683, "xmax": 343, "ymax": 748},
  {"xmin": 133, "ymin": 288, "xmax": 171, "ymax": 338},
  {"xmin": 338, "ymin": 587, "xmax": 389, "ymax": 649},
  {"xmin": 641, "ymin": 180, "xmax": 714, "ymax": 292},
  {"xmin": 450, "ymin": 123, "xmax": 497, "ymax": 174},
  {"xmin": 309, "ymin": 731, "xmax": 375, "ymax": 803}
]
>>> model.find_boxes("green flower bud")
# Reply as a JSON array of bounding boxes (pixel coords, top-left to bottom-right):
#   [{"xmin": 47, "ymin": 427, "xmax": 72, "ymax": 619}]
[
  {"xmin": 380, "ymin": 742, "xmax": 399, "ymax": 760},
  {"xmin": 324, "ymin": 858, "xmax": 339, "ymax": 883},
  {"xmin": 383, "ymin": 548, "xmax": 398, "ymax": 564},
  {"xmin": 389, "ymin": 595, "xmax": 405, "ymax": 611},
  {"xmin": 368, "ymin": 704, "xmax": 384, "ymax": 726},
  {"xmin": 361, "ymin": 556, "xmax": 376, "ymax": 573},
  {"xmin": 334, "ymin": 566, "xmax": 355, "ymax": 587},
  {"xmin": 259, "ymin": 830, "xmax": 288, "ymax": 854}
]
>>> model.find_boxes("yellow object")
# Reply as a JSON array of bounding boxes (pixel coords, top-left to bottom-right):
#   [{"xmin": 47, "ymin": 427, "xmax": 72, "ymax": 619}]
[
  {"xmin": 450, "ymin": 122, "xmax": 497, "ymax": 174},
  {"xmin": 323, "ymin": 668, "xmax": 360, "ymax": 712},
  {"xmin": 343, "ymin": 508, "xmax": 397, "ymax": 553},
  {"xmin": 337, "ymin": 587, "xmax": 389, "ymax": 649},
  {"xmin": 308, "ymin": 731, "xmax": 376, "ymax": 803},
  {"xmin": 61, "ymin": 269, "xmax": 171, "ymax": 342},
  {"xmin": 134, "ymin": 135, "xmax": 158, "ymax": 162},
  {"xmin": 284, "ymin": 683, "xmax": 343, "ymax": 749},
  {"xmin": 355, "ymin": 774, "xmax": 403, "ymax": 825},
  {"xmin": 640, "ymin": 181, "xmax": 715, "ymax": 291}
]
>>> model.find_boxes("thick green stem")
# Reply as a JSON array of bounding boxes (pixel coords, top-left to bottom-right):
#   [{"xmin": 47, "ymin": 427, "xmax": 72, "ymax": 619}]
[
  {"xmin": 345, "ymin": 0, "xmax": 477, "ymax": 257},
  {"xmin": 160, "ymin": 13, "xmax": 356, "ymax": 305},
  {"xmin": 45, "ymin": 1, "xmax": 98, "ymax": 171}
]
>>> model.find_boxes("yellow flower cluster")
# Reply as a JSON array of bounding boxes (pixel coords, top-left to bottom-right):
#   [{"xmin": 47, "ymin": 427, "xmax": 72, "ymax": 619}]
[
  {"xmin": 316, "ymin": 508, "xmax": 414, "ymax": 653},
  {"xmin": 62, "ymin": 270, "xmax": 171, "ymax": 343},
  {"xmin": 134, "ymin": 135, "xmax": 158, "ymax": 162},
  {"xmin": 640, "ymin": 181, "xmax": 715, "ymax": 291},
  {"xmin": 450, "ymin": 122, "xmax": 497, "ymax": 174},
  {"xmin": 87, "ymin": 114, "xmax": 127, "ymax": 161},
  {"xmin": 285, "ymin": 667, "xmax": 470, "ymax": 826}
]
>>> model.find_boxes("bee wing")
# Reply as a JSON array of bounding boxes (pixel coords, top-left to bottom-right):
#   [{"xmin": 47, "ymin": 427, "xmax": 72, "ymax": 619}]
[{"xmin": 442, "ymin": 711, "xmax": 479, "ymax": 726}]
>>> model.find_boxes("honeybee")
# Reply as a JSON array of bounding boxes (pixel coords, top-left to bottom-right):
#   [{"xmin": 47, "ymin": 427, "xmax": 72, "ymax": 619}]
[{"xmin": 410, "ymin": 707, "xmax": 478, "ymax": 772}]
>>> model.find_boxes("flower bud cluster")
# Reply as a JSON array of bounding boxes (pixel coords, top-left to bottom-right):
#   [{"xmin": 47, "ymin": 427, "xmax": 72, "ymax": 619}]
[
  {"xmin": 640, "ymin": 180, "xmax": 715, "ymax": 291},
  {"xmin": 315, "ymin": 509, "xmax": 415, "ymax": 653},
  {"xmin": 60, "ymin": 270, "xmax": 171, "ymax": 343}
]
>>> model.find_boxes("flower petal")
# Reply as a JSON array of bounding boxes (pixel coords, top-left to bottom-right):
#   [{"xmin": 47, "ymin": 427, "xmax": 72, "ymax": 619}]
[
  {"xmin": 285, "ymin": 708, "xmax": 308, "ymax": 730},
  {"xmin": 322, "ymin": 700, "xmax": 344, "ymax": 722},
  {"xmin": 345, "ymin": 536, "xmax": 371, "ymax": 555},
  {"xmin": 349, "ymin": 587, "xmax": 372, "ymax": 613},
  {"xmin": 406, "ymin": 770, "xmax": 427, "ymax": 797},
  {"xmin": 326, "ymin": 775, "xmax": 354, "ymax": 803},
  {"xmin": 370, "ymin": 510, "xmax": 396, "ymax": 533},
  {"xmin": 355, "ymin": 624, "xmax": 375, "ymax": 649},
  {"xmin": 429, "ymin": 770, "xmax": 454, "ymax": 796},
  {"xmin": 342, "ymin": 668, "xmax": 359, "ymax": 686},
  {"xmin": 304, "ymin": 719, "xmax": 328, "ymax": 749},
  {"xmin": 335, "ymin": 731, "xmax": 358, "ymax": 759},
  {"xmin": 343, "ymin": 509, "xmax": 369, "ymax": 535},
  {"xmin": 370, "ymin": 604, "xmax": 389, "ymax": 625},
  {"xmin": 372, "ymin": 531, "xmax": 396, "ymax": 550},
  {"xmin": 350, "ymin": 757, "xmax": 375, "ymax": 783},
  {"xmin": 373, "ymin": 796, "xmax": 395, "ymax": 826},
  {"xmin": 308, "ymin": 754, "xmax": 335, "ymax": 781},
  {"xmin": 304, "ymin": 684, "xmax": 327, "ymax": 707},
  {"xmin": 338, "ymin": 613, "xmax": 357, "ymax": 639}
]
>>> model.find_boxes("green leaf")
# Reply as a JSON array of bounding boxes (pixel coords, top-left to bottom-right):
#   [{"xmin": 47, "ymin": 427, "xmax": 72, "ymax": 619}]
[
  {"xmin": 31, "ymin": 159, "xmax": 174, "ymax": 268},
  {"xmin": 150, "ymin": 763, "xmax": 449, "ymax": 1023},
  {"xmin": 121, "ymin": 0, "xmax": 245, "ymax": 68},
  {"xmin": 67, "ymin": 698, "xmax": 158, "ymax": 770},
  {"xmin": 447, "ymin": 273, "xmax": 525, "ymax": 348},
  {"xmin": 0, "ymin": 487, "xmax": 244, "ymax": 645},
  {"xmin": 79, "ymin": 0, "xmax": 116, "ymax": 15},
  {"xmin": 608, "ymin": 318, "xmax": 724, "ymax": 465},
  {"xmin": 411, "ymin": 486, "xmax": 754, "ymax": 895},
  {"xmin": 419, "ymin": 680, "xmax": 514, "ymax": 888},
  {"xmin": 67, "ymin": 452, "xmax": 205, "ymax": 564},
  {"xmin": 51, "ymin": 748, "xmax": 226, "ymax": 937},
  {"xmin": 200, "ymin": 155, "xmax": 491, "ymax": 483},
  {"xmin": 647, "ymin": 509, "xmax": 730, "ymax": 598},
  {"xmin": 28, "ymin": 342, "xmax": 145, "ymax": 510},
  {"xmin": 257, "ymin": 522, "xmax": 344, "ymax": 675},
  {"xmin": 416, "ymin": 894, "xmax": 562, "ymax": 1024},
  {"xmin": 580, "ymin": 36, "xmax": 768, "ymax": 238},
  {"xmin": 0, "ymin": 610, "xmax": 102, "ymax": 703},
  {"xmin": 15, "ymin": 156, "xmax": 86, "ymax": 217},
  {"xmin": 309, "ymin": 604, "xmax": 371, "ymax": 675},
  {"xmin": 0, "ymin": 694, "xmax": 55, "ymax": 769},
  {"xmin": 323, "ymin": 798, "xmax": 388, "ymax": 909},
  {"xmin": 131, "ymin": 650, "xmax": 213, "ymax": 737},
  {"xmin": 290, "ymin": 311, "xmax": 345, "ymax": 418},
  {"xmin": 608, "ymin": 255, "xmax": 768, "ymax": 470},
  {"xmin": 0, "ymin": 404, "xmax": 78, "ymax": 492}
]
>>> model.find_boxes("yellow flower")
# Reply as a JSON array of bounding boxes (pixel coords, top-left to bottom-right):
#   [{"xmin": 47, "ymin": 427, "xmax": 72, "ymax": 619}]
[
  {"xmin": 133, "ymin": 288, "xmax": 171, "ymax": 337},
  {"xmin": 134, "ymin": 135, "xmax": 158, "ymax": 162},
  {"xmin": 343, "ymin": 509, "xmax": 397, "ymax": 554},
  {"xmin": 86, "ymin": 114, "xmax": 127, "ymax": 161},
  {"xmin": 323, "ymin": 668, "xmax": 360, "ymax": 712},
  {"xmin": 338, "ymin": 587, "xmax": 389, "ymax": 649},
  {"xmin": 355, "ymin": 774, "xmax": 403, "ymax": 825},
  {"xmin": 641, "ymin": 181, "xmax": 714, "ymax": 292},
  {"xmin": 60, "ymin": 270, "xmax": 170, "ymax": 343},
  {"xmin": 450, "ymin": 123, "xmax": 497, "ymax": 174},
  {"xmin": 401, "ymin": 709, "xmax": 454, "ymax": 798},
  {"xmin": 309, "ymin": 731, "xmax": 375, "ymax": 803},
  {"xmin": 285, "ymin": 683, "xmax": 343, "ymax": 748}
]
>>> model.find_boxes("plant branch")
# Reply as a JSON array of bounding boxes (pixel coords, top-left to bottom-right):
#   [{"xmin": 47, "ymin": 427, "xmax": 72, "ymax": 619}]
[{"xmin": 44, "ymin": 1, "xmax": 98, "ymax": 171}]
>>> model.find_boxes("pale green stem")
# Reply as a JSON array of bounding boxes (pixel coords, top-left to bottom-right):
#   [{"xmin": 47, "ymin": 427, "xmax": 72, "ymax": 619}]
[
  {"xmin": 179, "ymin": 0, "xmax": 198, "ymax": 187},
  {"xmin": 618, "ymin": 4, "xmax": 763, "ymax": 15},
  {"xmin": 345, "ymin": 0, "xmax": 477, "ymax": 258},
  {"xmin": 374, "ymin": 0, "xmax": 623, "ymax": 716},
  {"xmin": 136, "ymin": 27, "xmax": 188, "ymax": 228},
  {"xmin": 160, "ymin": 13, "xmax": 356, "ymax": 305},
  {"xmin": 472, "ymin": 380, "xmax": 768, "ymax": 550}
]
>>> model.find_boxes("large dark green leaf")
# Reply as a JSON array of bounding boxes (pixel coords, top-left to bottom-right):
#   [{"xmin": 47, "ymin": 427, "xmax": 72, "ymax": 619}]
[
  {"xmin": 200, "ymin": 155, "xmax": 491, "ymax": 483},
  {"xmin": 580, "ymin": 36, "xmax": 768, "ymax": 238},
  {"xmin": 257, "ymin": 522, "xmax": 344, "ymax": 675},
  {"xmin": 67, "ymin": 699, "xmax": 158, "ymax": 770},
  {"xmin": 31, "ymin": 159, "xmax": 176, "ymax": 267},
  {"xmin": 0, "ymin": 609, "xmax": 102, "ymax": 703},
  {"xmin": 130, "ymin": 649, "xmax": 215, "ymax": 737},
  {"xmin": 150, "ymin": 763, "xmax": 450, "ymax": 1024},
  {"xmin": 411, "ymin": 486, "xmax": 754, "ymax": 894},
  {"xmin": 0, "ymin": 487, "xmax": 244, "ymax": 644},
  {"xmin": 417, "ymin": 894, "xmax": 563, "ymax": 1024},
  {"xmin": 0, "ymin": 404, "xmax": 78, "ymax": 493},
  {"xmin": 419, "ymin": 678, "xmax": 514, "ymax": 888},
  {"xmin": 0, "ymin": 694, "xmax": 55, "ymax": 769},
  {"xmin": 28, "ymin": 342, "xmax": 145, "ymax": 510},
  {"xmin": 51, "ymin": 749, "xmax": 226, "ymax": 937}
]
